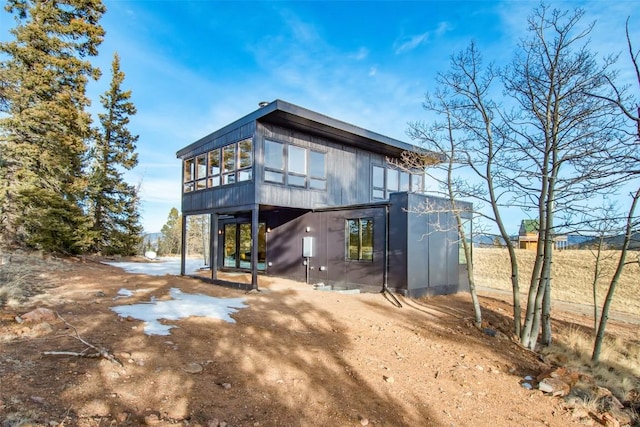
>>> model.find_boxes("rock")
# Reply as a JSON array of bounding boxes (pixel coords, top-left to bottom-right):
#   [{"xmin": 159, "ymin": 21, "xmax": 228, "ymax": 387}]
[
  {"xmin": 183, "ymin": 363, "xmax": 203, "ymax": 374},
  {"xmin": 95, "ymin": 291, "xmax": 106, "ymax": 297},
  {"xmin": 538, "ymin": 378, "xmax": 570, "ymax": 397},
  {"xmin": 22, "ymin": 308, "xmax": 56, "ymax": 323},
  {"xmin": 222, "ymin": 382, "xmax": 232, "ymax": 390},
  {"xmin": 30, "ymin": 396, "xmax": 45, "ymax": 404},
  {"xmin": 599, "ymin": 411, "xmax": 621, "ymax": 427},
  {"xmin": 359, "ymin": 417, "xmax": 370, "ymax": 426},
  {"xmin": 384, "ymin": 375, "xmax": 394, "ymax": 383},
  {"xmin": 600, "ymin": 394, "xmax": 624, "ymax": 411},
  {"xmin": 521, "ymin": 382, "xmax": 533, "ymax": 390},
  {"xmin": 144, "ymin": 413, "xmax": 162, "ymax": 425},
  {"xmin": 482, "ymin": 328, "xmax": 497, "ymax": 337}
]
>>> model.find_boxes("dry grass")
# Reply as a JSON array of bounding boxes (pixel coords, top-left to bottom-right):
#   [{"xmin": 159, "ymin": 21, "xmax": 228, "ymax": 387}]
[
  {"xmin": 474, "ymin": 247, "xmax": 640, "ymax": 315},
  {"xmin": 0, "ymin": 251, "xmax": 67, "ymax": 308},
  {"xmin": 542, "ymin": 326, "xmax": 640, "ymax": 402}
]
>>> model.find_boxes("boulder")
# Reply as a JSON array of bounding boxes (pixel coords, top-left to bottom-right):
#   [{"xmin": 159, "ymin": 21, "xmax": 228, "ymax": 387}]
[{"xmin": 21, "ymin": 307, "xmax": 56, "ymax": 323}]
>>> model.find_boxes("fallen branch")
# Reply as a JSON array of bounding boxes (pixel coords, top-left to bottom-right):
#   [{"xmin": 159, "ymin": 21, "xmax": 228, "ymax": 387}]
[{"xmin": 43, "ymin": 313, "xmax": 123, "ymax": 367}]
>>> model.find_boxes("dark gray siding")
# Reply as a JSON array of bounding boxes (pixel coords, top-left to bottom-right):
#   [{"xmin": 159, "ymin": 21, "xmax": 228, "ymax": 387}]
[
  {"xmin": 262, "ymin": 207, "xmax": 386, "ymax": 288},
  {"xmin": 388, "ymin": 193, "xmax": 470, "ymax": 297},
  {"xmin": 180, "ymin": 122, "xmax": 257, "ymax": 214},
  {"xmin": 182, "ymin": 182, "xmax": 255, "ymax": 213},
  {"xmin": 255, "ymin": 122, "xmax": 387, "ymax": 209}
]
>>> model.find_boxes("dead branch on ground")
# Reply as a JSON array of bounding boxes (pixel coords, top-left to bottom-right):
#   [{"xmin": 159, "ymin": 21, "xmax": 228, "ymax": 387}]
[{"xmin": 43, "ymin": 313, "xmax": 123, "ymax": 366}]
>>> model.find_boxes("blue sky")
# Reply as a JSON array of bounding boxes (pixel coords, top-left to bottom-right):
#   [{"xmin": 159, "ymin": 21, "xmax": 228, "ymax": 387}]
[{"xmin": 1, "ymin": 1, "xmax": 638, "ymax": 234}]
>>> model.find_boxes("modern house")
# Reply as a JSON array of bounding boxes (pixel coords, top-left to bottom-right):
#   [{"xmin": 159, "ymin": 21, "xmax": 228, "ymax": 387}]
[{"xmin": 176, "ymin": 100, "xmax": 471, "ymax": 297}]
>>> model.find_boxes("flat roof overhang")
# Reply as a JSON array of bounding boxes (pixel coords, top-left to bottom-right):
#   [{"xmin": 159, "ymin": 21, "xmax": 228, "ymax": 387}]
[{"xmin": 177, "ymin": 99, "xmax": 419, "ymax": 159}]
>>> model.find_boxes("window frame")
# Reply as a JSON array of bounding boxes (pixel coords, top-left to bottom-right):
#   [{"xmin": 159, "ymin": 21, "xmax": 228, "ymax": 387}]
[
  {"xmin": 182, "ymin": 138, "xmax": 255, "ymax": 194},
  {"xmin": 346, "ymin": 218, "xmax": 374, "ymax": 262},
  {"xmin": 264, "ymin": 139, "xmax": 327, "ymax": 191}
]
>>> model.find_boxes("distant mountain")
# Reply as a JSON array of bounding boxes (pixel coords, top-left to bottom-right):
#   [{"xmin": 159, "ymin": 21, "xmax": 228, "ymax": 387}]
[
  {"xmin": 577, "ymin": 232, "xmax": 640, "ymax": 250},
  {"xmin": 471, "ymin": 233, "xmax": 612, "ymax": 248}
]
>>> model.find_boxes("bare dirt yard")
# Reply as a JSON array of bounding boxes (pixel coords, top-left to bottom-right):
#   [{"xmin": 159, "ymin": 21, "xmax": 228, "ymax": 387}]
[{"xmin": 1, "ymin": 249, "xmax": 639, "ymax": 427}]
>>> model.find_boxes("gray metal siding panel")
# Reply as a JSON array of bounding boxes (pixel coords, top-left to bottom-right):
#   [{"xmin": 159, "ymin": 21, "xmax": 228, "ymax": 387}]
[
  {"xmin": 256, "ymin": 122, "xmax": 393, "ymax": 209},
  {"xmin": 387, "ymin": 193, "xmax": 408, "ymax": 291},
  {"xmin": 182, "ymin": 182, "xmax": 256, "ymax": 214},
  {"xmin": 264, "ymin": 207, "xmax": 385, "ymax": 288}
]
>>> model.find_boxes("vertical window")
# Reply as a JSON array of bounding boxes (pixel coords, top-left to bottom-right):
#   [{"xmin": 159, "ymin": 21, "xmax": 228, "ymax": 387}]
[
  {"xmin": 183, "ymin": 158, "xmax": 195, "ymax": 193},
  {"xmin": 208, "ymin": 149, "xmax": 220, "ymax": 187},
  {"xmin": 411, "ymin": 173, "xmax": 424, "ymax": 193},
  {"xmin": 264, "ymin": 140, "xmax": 285, "ymax": 183},
  {"xmin": 387, "ymin": 169, "xmax": 399, "ymax": 194},
  {"xmin": 237, "ymin": 139, "xmax": 253, "ymax": 182},
  {"xmin": 372, "ymin": 166, "xmax": 385, "ymax": 199},
  {"xmin": 400, "ymin": 171, "xmax": 410, "ymax": 192},
  {"xmin": 196, "ymin": 154, "xmax": 207, "ymax": 190},
  {"xmin": 288, "ymin": 145, "xmax": 307, "ymax": 187},
  {"xmin": 223, "ymin": 145, "xmax": 236, "ymax": 185},
  {"xmin": 346, "ymin": 218, "xmax": 374, "ymax": 261},
  {"xmin": 309, "ymin": 150, "xmax": 326, "ymax": 190}
]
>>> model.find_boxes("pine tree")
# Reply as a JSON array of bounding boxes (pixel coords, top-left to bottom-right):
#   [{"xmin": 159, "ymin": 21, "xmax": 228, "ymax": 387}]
[
  {"xmin": 87, "ymin": 53, "xmax": 142, "ymax": 255},
  {"xmin": 0, "ymin": 0, "xmax": 105, "ymax": 253},
  {"xmin": 159, "ymin": 208, "xmax": 182, "ymax": 256}
]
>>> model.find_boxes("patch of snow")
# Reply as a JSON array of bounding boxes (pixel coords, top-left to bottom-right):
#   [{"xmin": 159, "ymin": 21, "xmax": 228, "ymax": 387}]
[
  {"xmin": 103, "ymin": 257, "xmax": 206, "ymax": 276},
  {"xmin": 113, "ymin": 288, "xmax": 134, "ymax": 300},
  {"xmin": 111, "ymin": 288, "xmax": 247, "ymax": 336}
]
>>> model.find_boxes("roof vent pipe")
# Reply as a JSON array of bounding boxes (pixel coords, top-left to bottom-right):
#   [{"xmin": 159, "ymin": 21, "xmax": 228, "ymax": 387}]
[{"xmin": 258, "ymin": 101, "xmax": 269, "ymax": 108}]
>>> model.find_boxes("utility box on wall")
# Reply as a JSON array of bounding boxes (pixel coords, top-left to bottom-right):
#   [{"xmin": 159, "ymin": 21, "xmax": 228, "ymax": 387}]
[{"xmin": 302, "ymin": 236, "xmax": 314, "ymax": 257}]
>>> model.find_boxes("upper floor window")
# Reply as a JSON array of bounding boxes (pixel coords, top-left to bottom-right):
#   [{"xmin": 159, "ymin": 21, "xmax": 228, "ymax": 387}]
[
  {"xmin": 372, "ymin": 164, "xmax": 424, "ymax": 199},
  {"xmin": 309, "ymin": 150, "xmax": 327, "ymax": 190},
  {"xmin": 264, "ymin": 139, "xmax": 326, "ymax": 190},
  {"xmin": 288, "ymin": 145, "xmax": 307, "ymax": 187},
  {"xmin": 184, "ymin": 158, "xmax": 195, "ymax": 193},
  {"xmin": 183, "ymin": 138, "xmax": 253, "ymax": 193}
]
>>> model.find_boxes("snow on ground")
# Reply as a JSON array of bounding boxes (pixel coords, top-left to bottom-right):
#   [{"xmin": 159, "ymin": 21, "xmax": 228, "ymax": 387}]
[
  {"xmin": 111, "ymin": 287, "xmax": 247, "ymax": 335},
  {"xmin": 102, "ymin": 257, "xmax": 206, "ymax": 276}
]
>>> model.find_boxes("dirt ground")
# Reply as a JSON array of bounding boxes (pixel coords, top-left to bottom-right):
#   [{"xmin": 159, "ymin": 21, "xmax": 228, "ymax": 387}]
[{"xmin": 1, "ymin": 255, "xmax": 638, "ymax": 427}]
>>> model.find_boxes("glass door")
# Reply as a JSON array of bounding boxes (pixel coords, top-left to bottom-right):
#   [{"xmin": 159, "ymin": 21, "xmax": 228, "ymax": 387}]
[
  {"xmin": 222, "ymin": 222, "xmax": 266, "ymax": 270},
  {"xmin": 223, "ymin": 224, "xmax": 237, "ymax": 267}
]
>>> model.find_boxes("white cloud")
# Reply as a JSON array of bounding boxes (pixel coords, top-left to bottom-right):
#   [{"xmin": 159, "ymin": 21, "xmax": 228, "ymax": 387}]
[
  {"xmin": 393, "ymin": 32, "xmax": 430, "ymax": 54},
  {"xmin": 350, "ymin": 47, "xmax": 369, "ymax": 61}
]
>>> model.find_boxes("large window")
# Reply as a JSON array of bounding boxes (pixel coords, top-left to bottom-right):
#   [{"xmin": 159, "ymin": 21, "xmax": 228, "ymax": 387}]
[
  {"xmin": 288, "ymin": 145, "xmax": 307, "ymax": 187},
  {"xmin": 196, "ymin": 154, "xmax": 207, "ymax": 190},
  {"xmin": 264, "ymin": 139, "xmax": 327, "ymax": 190},
  {"xmin": 264, "ymin": 140, "xmax": 285, "ymax": 183},
  {"xmin": 184, "ymin": 158, "xmax": 195, "ymax": 192},
  {"xmin": 309, "ymin": 150, "xmax": 327, "ymax": 190},
  {"xmin": 208, "ymin": 150, "xmax": 220, "ymax": 187},
  {"xmin": 346, "ymin": 218, "xmax": 374, "ymax": 261},
  {"xmin": 372, "ymin": 166, "xmax": 385, "ymax": 199},
  {"xmin": 183, "ymin": 138, "xmax": 253, "ymax": 193},
  {"xmin": 372, "ymin": 165, "xmax": 425, "ymax": 199}
]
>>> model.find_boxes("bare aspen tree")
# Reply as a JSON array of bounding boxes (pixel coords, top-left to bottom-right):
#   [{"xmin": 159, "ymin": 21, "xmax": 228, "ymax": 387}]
[
  {"xmin": 501, "ymin": 6, "xmax": 627, "ymax": 349},
  {"xmin": 588, "ymin": 18, "xmax": 640, "ymax": 363},
  {"xmin": 407, "ymin": 42, "xmax": 523, "ymax": 335},
  {"xmin": 404, "ymin": 94, "xmax": 481, "ymax": 328}
]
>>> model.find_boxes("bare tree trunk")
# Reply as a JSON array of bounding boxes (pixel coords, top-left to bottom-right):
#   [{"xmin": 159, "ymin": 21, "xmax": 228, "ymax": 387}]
[
  {"xmin": 591, "ymin": 236, "xmax": 604, "ymax": 330},
  {"xmin": 592, "ymin": 187, "xmax": 640, "ymax": 363}
]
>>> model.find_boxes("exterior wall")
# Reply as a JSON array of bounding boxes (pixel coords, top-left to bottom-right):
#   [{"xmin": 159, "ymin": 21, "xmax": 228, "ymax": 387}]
[
  {"xmin": 388, "ymin": 193, "xmax": 470, "ymax": 298},
  {"xmin": 261, "ymin": 207, "xmax": 386, "ymax": 289},
  {"xmin": 181, "ymin": 122, "xmax": 257, "ymax": 214},
  {"xmin": 255, "ymin": 122, "xmax": 388, "ymax": 209}
]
